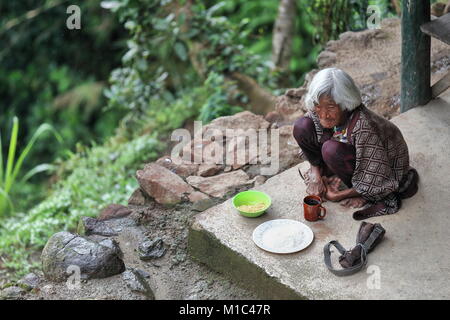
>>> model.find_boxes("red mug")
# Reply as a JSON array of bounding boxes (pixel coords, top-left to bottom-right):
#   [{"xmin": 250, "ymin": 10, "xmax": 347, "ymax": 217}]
[{"xmin": 303, "ymin": 195, "xmax": 327, "ymax": 222}]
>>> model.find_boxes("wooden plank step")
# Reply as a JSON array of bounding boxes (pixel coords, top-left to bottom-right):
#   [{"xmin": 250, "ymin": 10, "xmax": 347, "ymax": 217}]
[
  {"xmin": 420, "ymin": 13, "xmax": 450, "ymax": 45},
  {"xmin": 432, "ymin": 71, "xmax": 450, "ymax": 98}
]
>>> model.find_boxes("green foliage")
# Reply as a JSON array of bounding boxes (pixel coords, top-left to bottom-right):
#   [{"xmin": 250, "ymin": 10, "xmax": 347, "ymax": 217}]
[
  {"xmin": 104, "ymin": 0, "xmax": 285, "ymax": 120},
  {"xmin": 0, "ymin": 0, "xmax": 127, "ymax": 173},
  {"xmin": 187, "ymin": 2, "xmax": 283, "ymax": 89},
  {"xmin": 198, "ymin": 72, "xmax": 243, "ymax": 123},
  {"xmin": 308, "ymin": 0, "xmax": 399, "ymax": 44},
  {"xmin": 0, "ymin": 117, "xmax": 62, "ymax": 217},
  {"xmin": 215, "ymin": 0, "xmax": 321, "ymax": 80}
]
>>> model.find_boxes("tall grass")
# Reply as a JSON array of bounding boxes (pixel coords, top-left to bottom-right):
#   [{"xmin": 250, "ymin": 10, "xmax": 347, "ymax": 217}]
[{"xmin": 0, "ymin": 116, "xmax": 62, "ymax": 217}]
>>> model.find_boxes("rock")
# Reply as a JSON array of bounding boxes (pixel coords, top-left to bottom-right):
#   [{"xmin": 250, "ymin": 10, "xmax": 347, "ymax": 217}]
[
  {"xmin": 224, "ymin": 135, "xmax": 259, "ymax": 170},
  {"xmin": 186, "ymin": 170, "xmax": 250, "ymax": 198},
  {"xmin": 128, "ymin": 188, "xmax": 155, "ymax": 206},
  {"xmin": 138, "ymin": 237, "xmax": 166, "ymax": 261},
  {"xmin": 188, "ymin": 191, "xmax": 210, "ymax": 203},
  {"xmin": 205, "ymin": 111, "xmax": 270, "ymax": 132},
  {"xmin": 136, "ymin": 163, "xmax": 194, "ymax": 205},
  {"xmin": 77, "ymin": 217, "xmax": 118, "ymax": 237},
  {"xmin": 180, "ymin": 112, "xmax": 272, "ymax": 167},
  {"xmin": 0, "ymin": 286, "xmax": 25, "ymax": 300},
  {"xmin": 2, "ymin": 286, "xmax": 26, "ymax": 299},
  {"xmin": 264, "ymin": 111, "xmax": 283, "ymax": 124},
  {"xmin": 317, "ymin": 50, "xmax": 337, "ymax": 68},
  {"xmin": 135, "ymin": 269, "xmax": 151, "ymax": 279},
  {"xmin": 192, "ymin": 198, "xmax": 216, "ymax": 212},
  {"xmin": 122, "ymin": 268, "xmax": 155, "ymax": 299},
  {"xmin": 99, "ymin": 204, "xmax": 133, "ymax": 220},
  {"xmin": 251, "ymin": 175, "xmax": 267, "ymax": 186},
  {"xmin": 198, "ymin": 164, "xmax": 223, "ymax": 177},
  {"xmin": 41, "ymin": 231, "xmax": 125, "ymax": 282},
  {"xmin": 274, "ymin": 94, "xmax": 306, "ymax": 124},
  {"xmin": 102, "ymin": 217, "xmax": 137, "ymax": 234},
  {"xmin": 277, "ymin": 125, "xmax": 302, "ymax": 172},
  {"xmin": 275, "ymin": 98, "xmax": 302, "ymax": 123},
  {"xmin": 180, "ymin": 113, "xmax": 270, "ymax": 168},
  {"xmin": 202, "ymin": 140, "xmax": 226, "ymax": 165},
  {"xmin": 285, "ymin": 87, "xmax": 307, "ymax": 100},
  {"xmin": 128, "ymin": 188, "xmax": 147, "ymax": 206},
  {"xmin": 156, "ymin": 156, "xmax": 199, "ymax": 177},
  {"xmin": 17, "ymin": 273, "xmax": 40, "ymax": 291},
  {"xmin": 181, "ymin": 140, "xmax": 213, "ymax": 164}
]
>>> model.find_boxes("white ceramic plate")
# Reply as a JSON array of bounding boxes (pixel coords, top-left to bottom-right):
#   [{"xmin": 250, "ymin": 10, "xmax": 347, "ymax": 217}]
[{"xmin": 252, "ymin": 219, "xmax": 314, "ymax": 254}]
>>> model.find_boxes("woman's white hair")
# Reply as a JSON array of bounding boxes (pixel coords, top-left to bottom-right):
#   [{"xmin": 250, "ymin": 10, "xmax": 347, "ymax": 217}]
[{"xmin": 304, "ymin": 68, "xmax": 362, "ymax": 112}]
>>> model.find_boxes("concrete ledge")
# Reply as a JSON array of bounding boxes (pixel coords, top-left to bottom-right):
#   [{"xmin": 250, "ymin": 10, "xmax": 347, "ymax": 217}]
[
  {"xmin": 189, "ymin": 222, "xmax": 302, "ymax": 300},
  {"xmin": 188, "ymin": 90, "xmax": 450, "ymax": 300}
]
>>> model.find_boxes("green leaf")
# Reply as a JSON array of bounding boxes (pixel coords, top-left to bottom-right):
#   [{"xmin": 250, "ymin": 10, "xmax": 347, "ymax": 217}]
[
  {"xmin": 0, "ymin": 186, "xmax": 14, "ymax": 216},
  {"xmin": 153, "ymin": 18, "xmax": 169, "ymax": 31},
  {"xmin": 186, "ymin": 28, "xmax": 200, "ymax": 38},
  {"xmin": 178, "ymin": 12, "xmax": 186, "ymax": 26},
  {"xmin": 174, "ymin": 42, "xmax": 187, "ymax": 61},
  {"xmin": 9, "ymin": 123, "xmax": 62, "ymax": 192},
  {"xmin": 0, "ymin": 129, "xmax": 3, "ymax": 187},
  {"xmin": 100, "ymin": 1, "xmax": 122, "ymax": 10},
  {"xmin": 4, "ymin": 117, "xmax": 19, "ymax": 194},
  {"xmin": 206, "ymin": 2, "xmax": 227, "ymax": 18},
  {"xmin": 21, "ymin": 164, "xmax": 56, "ymax": 183}
]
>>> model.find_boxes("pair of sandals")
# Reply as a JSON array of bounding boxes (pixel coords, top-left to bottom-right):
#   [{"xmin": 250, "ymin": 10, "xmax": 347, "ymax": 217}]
[{"xmin": 324, "ymin": 222, "xmax": 386, "ymax": 276}]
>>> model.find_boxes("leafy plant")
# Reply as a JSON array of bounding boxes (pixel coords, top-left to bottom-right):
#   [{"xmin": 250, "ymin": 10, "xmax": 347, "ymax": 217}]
[
  {"xmin": 198, "ymin": 72, "xmax": 243, "ymax": 123},
  {"xmin": 0, "ymin": 0, "xmax": 127, "ymax": 175},
  {"xmin": 0, "ymin": 117, "xmax": 62, "ymax": 217},
  {"xmin": 308, "ymin": 0, "xmax": 399, "ymax": 44},
  {"xmin": 104, "ymin": 0, "xmax": 285, "ymax": 118}
]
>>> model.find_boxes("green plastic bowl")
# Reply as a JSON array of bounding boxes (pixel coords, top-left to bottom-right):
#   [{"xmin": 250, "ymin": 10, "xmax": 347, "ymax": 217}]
[{"xmin": 232, "ymin": 190, "xmax": 271, "ymax": 218}]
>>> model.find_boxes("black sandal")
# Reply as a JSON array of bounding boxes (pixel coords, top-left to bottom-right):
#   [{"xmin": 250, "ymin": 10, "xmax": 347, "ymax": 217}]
[{"xmin": 323, "ymin": 222, "xmax": 386, "ymax": 276}]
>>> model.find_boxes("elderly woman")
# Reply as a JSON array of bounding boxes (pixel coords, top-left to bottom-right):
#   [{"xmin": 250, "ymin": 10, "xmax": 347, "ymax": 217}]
[{"xmin": 293, "ymin": 68, "xmax": 418, "ymax": 220}]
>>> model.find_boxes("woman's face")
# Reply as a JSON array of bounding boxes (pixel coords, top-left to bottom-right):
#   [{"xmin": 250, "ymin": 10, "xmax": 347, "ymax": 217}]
[{"xmin": 314, "ymin": 95, "xmax": 346, "ymax": 129}]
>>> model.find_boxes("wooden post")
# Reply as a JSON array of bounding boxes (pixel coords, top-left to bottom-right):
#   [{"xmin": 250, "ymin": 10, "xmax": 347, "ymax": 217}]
[{"xmin": 401, "ymin": 0, "xmax": 431, "ymax": 113}]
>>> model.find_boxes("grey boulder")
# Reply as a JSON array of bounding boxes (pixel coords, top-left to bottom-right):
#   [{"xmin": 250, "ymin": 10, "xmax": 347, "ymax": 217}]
[
  {"xmin": 77, "ymin": 216, "xmax": 118, "ymax": 237},
  {"xmin": 0, "ymin": 286, "xmax": 25, "ymax": 300},
  {"xmin": 17, "ymin": 273, "xmax": 41, "ymax": 291},
  {"xmin": 41, "ymin": 231, "xmax": 125, "ymax": 282}
]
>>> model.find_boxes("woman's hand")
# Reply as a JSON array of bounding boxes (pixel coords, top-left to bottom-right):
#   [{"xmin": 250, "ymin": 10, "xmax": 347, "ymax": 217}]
[
  {"xmin": 306, "ymin": 167, "xmax": 327, "ymax": 198},
  {"xmin": 306, "ymin": 178, "xmax": 327, "ymax": 198}
]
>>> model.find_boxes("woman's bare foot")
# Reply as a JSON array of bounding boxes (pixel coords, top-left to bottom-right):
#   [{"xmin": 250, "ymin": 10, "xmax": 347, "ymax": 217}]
[{"xmin": 340, "ymin": 197, "xmax": 367, "ymax": 208}]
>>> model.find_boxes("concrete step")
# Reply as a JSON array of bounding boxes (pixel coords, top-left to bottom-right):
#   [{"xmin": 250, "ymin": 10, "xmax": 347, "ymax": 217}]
[{"xmin": 188, "ymin": 89, "xmax": 450, "ymax": 300}]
